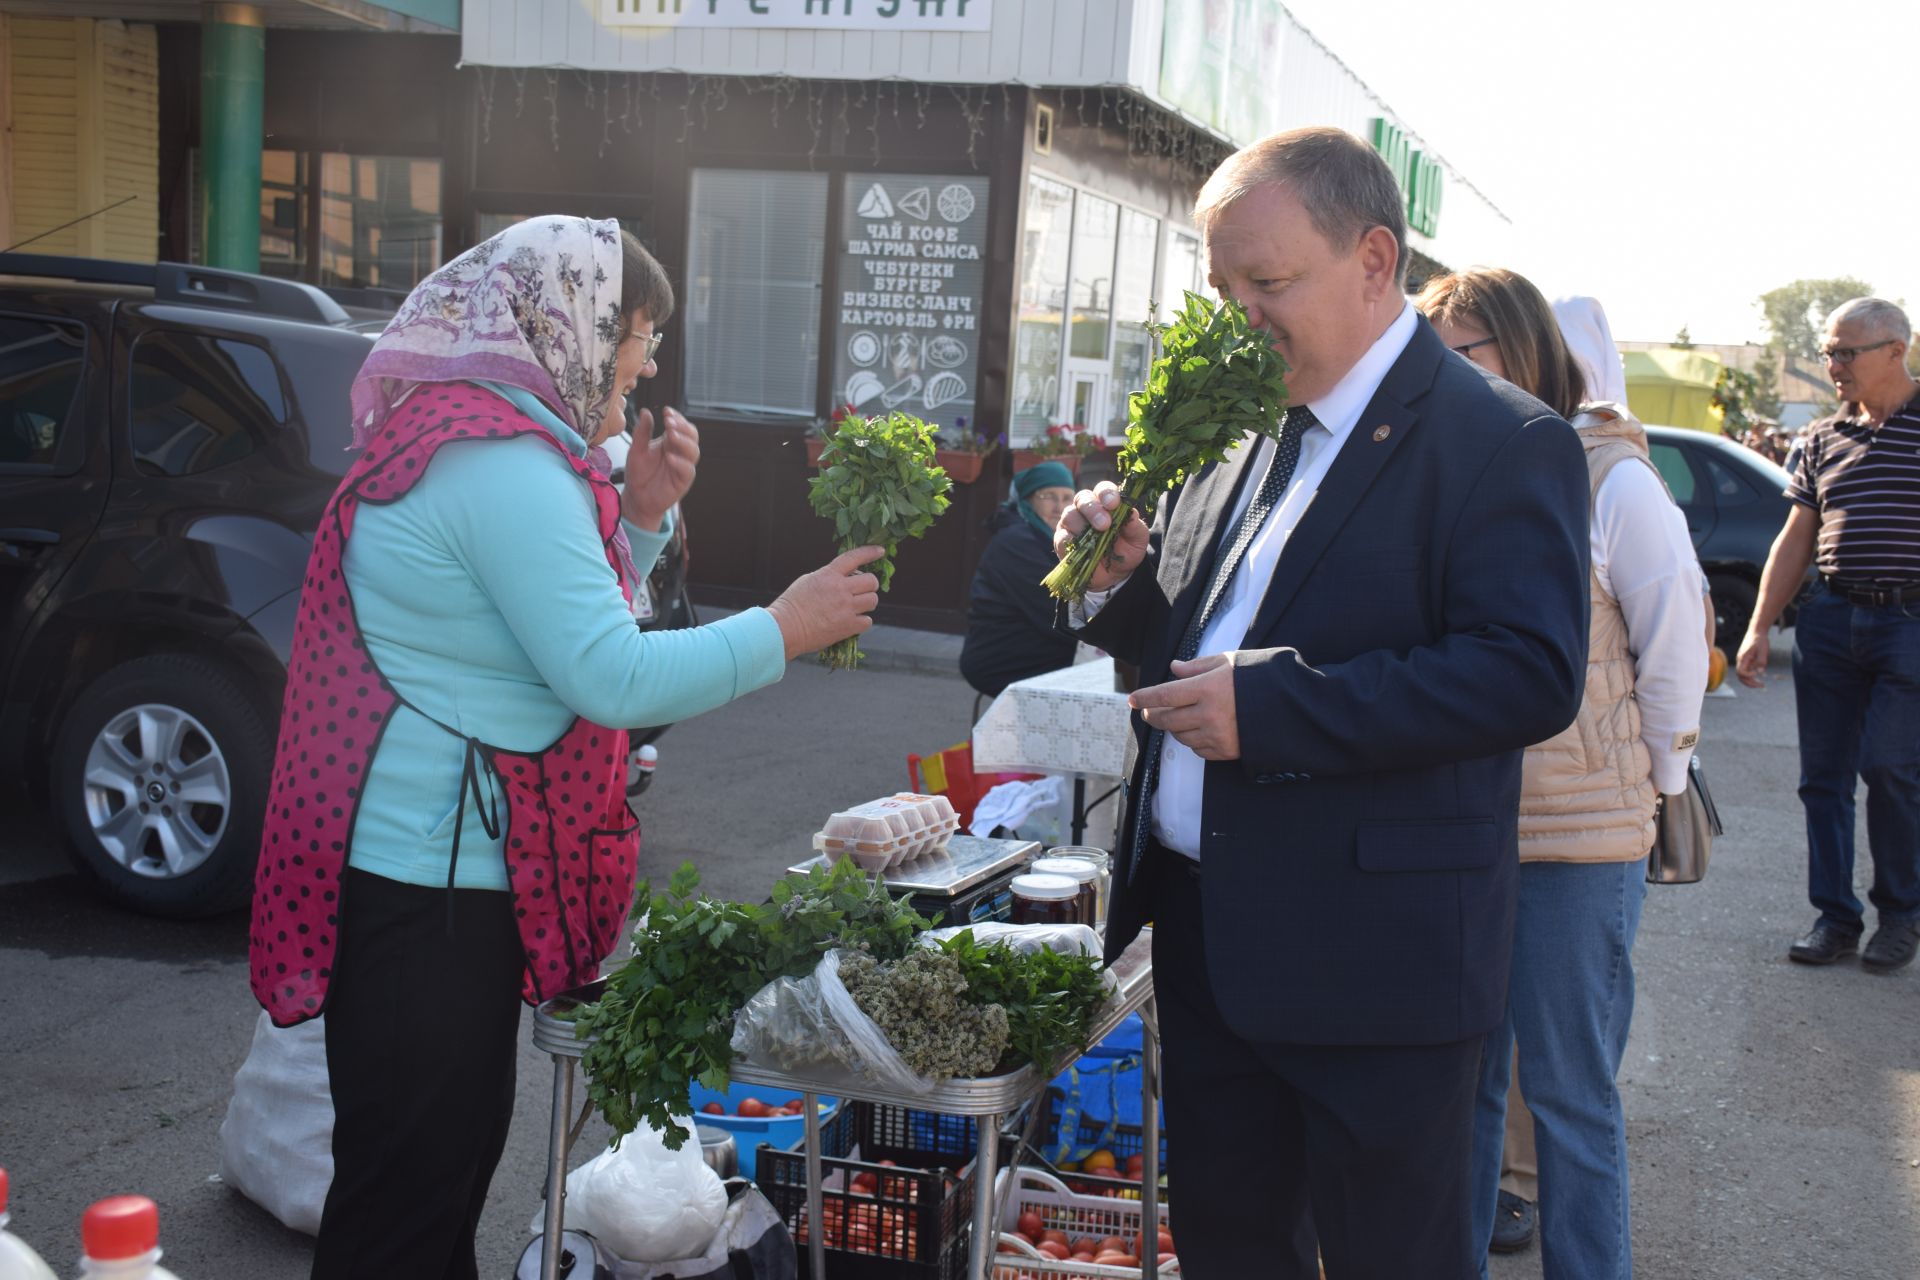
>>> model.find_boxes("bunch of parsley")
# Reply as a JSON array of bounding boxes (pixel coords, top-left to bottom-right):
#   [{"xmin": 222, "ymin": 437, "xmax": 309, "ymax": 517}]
[
  {"xmin": 807, "ymin": 410, "xmax": 953, "ymax": 669},
  {"xmin": 1043, "ymin": 292, "xmax": 1289, "ymax": 602}
]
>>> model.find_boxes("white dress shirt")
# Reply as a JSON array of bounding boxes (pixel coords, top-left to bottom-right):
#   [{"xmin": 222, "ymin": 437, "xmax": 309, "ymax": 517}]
[{"xmin": 1146, "ymin": 303, "xmax": 1418, "ymax": 858}]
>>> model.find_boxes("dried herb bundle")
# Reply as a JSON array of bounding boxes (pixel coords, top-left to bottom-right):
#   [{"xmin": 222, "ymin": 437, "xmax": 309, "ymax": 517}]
[{"xmin": 1043, "ymin": 292, "xmax": 1289, "ymax": 602}]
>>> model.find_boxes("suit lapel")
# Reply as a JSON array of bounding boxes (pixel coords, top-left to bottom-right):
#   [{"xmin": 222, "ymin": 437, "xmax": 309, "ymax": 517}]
[
  {"xmin": 1242, "ymin": 316, "xmax": 1447, "ymax": 647},
  {"xmin": 1151, "ymin": 437, "xmax": 1261, "ymax": 671}
]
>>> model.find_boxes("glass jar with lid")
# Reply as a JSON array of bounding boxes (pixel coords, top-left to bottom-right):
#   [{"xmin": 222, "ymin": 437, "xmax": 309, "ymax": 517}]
[
  {"xmin": 1041, "ymin": 846, "xmax": 1111, "ymax": 927},
  {"xmin": 1030, "ymin": 856, "xmax": 1101, "ymax": 929},
  {"xmin": 1009, "ymin": 873, "xmax": 1081, "ymax": 926}
]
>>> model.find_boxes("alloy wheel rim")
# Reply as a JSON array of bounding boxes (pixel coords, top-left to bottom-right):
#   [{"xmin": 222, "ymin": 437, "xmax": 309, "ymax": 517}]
[{"xmin": 81, "ymin": 703, "xmax": 232, "ymax": 880}]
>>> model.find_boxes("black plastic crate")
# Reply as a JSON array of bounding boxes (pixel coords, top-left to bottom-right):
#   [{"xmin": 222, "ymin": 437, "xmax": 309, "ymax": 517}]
[{"xmin": 757, "ymin": 1101, "xmax": 979, "ymax": 1280}]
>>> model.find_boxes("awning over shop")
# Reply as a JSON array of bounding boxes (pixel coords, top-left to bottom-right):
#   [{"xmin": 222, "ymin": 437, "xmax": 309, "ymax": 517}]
[{"xmin": 1625, "ymin": 348, "xmax": 1723, "ymax": 433}]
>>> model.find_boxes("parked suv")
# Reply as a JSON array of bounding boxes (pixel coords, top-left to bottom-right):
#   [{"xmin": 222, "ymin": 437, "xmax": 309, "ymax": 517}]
[
  {"xmin": 0, "ymin": 255, "xmax": 692, "ymax": 917},
  {"xmin": 1644, "ymin": 423, "xmax": 1808, "ymax": 646}
]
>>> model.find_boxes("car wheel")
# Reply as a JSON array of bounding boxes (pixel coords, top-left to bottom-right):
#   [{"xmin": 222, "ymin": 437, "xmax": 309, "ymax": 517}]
[
  {"xmin": 51, "ymin": 654, "xmax": 274, "ymax": 918},
  {"xmin": 1708, "ymin": 573, "xmax": 1758, "ymax": 651}
]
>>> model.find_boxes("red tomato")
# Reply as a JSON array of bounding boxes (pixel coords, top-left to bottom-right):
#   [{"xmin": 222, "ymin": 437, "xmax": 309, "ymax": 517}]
[
  {"xmin": 1095, "ymin": 1235, "xmax": 1128, "ymax": 1255},
  {"xmin": 1134, "ymin": 1229, "xmax": 1175, "ymax": 1255},
  {"xmin": 736, "ymin": 1097, "xmax": 770, "ymax": 1117},
  {"xmin": 698, "ymin": 1102, "xmax": 724, "ymax": 1115},
  {"xmin": 1041, "ymin": 1228, "xmax": 1069, "ymax": 1247},
  {"xmin": 1016, "ymin": 1210, "xmax": 1045, "ymax": 1239},
  {"xmin": 1037, "ymin": 1240, "xmax": 1071, "ymax": 1260},
  {"xmin": 1094, "ymin": 1253, "xmax": 1140, "ymax": 1267},
  {"xmin": 851, "ymin": 1171, "xmax": 878, "ymax": 1194}
]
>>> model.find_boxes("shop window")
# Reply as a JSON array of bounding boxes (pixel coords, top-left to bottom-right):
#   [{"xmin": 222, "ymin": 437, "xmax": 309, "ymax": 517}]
[
  {"xmin": 1011, "ymin": 174, "xmax": 1074, "ymax": 438},
  {"xmin": 258, "ymin": 149, "xmax": 443, "ymax": 294},
  {"xmin": 129, "ymin": 332, "xmax": 284, "ymax": 477},
  {"xmin": 1106, "ymin": 209, "xmax": 1160, "ymax": 435},
  {"xmin": 685, "ymin": 169, "xmax": 827, "ymax": 419},
  {"xmin": 1165, "ymin": 231, "xmax": 1203, "ymax": 303},
  {"xmin": 1068, "ymin": 194, "xmax": 1118, "ymax": 361},
  {"xmin": 0, "ymin": 315, "xmax": 87, "ymax": 471}
]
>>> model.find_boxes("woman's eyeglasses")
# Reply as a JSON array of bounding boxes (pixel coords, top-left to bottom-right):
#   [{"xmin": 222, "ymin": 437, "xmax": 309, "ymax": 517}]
[
  {"xmin": 1450, "ymin": 336, "xmax": 1499, "ymax": 358},
  {"xmin": 633, "ymin": 331, "xmax": 665, "ymax": 363}
]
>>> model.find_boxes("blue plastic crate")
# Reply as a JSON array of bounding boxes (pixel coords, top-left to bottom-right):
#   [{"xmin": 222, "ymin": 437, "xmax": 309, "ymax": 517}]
[{"xmin": 686, "ymin": 1080, "xmax": 838, "ymax": 1182}]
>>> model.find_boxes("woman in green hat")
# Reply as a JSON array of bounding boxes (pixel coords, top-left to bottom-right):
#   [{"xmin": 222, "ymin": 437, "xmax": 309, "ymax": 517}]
[{"xmin": 960, "ymin": 461, "xmax": 1080, "ymax": 696}]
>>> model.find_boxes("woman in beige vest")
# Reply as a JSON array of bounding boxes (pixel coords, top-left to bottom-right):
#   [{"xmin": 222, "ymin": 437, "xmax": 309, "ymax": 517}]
[{"xmin": 1418, "ymin": 270, "xmax": 1708, "ymax": 1280}]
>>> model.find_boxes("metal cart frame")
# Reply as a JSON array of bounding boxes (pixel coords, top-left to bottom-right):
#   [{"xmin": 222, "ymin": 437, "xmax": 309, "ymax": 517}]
[{"xmin": 530, "ymin": 931, "xmax": 1160, "ymax": 1280}]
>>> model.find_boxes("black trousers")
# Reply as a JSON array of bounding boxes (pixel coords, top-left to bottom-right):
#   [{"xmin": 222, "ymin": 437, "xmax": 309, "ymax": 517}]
[
  {"xmin": 1149, "ymin": 851, "xmax": 1484, "ymax": 1280},
  {"xmin": 311, "ymin": 869, "xmax": 526, "ymax": 1280}
]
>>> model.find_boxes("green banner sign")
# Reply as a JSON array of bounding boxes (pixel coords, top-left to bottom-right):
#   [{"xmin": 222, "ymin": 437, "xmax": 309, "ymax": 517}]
[{"xmin": 1369, "ymin": 117, "xmax": 1443, "ymax": 238}]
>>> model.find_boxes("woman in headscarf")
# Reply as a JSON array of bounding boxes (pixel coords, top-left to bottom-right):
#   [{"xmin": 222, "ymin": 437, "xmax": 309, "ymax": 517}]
[
  {"xmin": 248, "ymin": 217, "xmax": 881, "ymax": 1280},
  {"xmin": 1419, "ymin": 269, "xmax": 1707, "ymax": 1280},
  {"xmin": 960, "ymin": 461, "xmax": 1079, "ymax": 697}
]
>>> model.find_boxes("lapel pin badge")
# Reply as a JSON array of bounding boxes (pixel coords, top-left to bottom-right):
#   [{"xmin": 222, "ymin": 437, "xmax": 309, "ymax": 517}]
[{"xmin": 1372, "ymin": 424, "xmax": 1392, "ymax": 442}]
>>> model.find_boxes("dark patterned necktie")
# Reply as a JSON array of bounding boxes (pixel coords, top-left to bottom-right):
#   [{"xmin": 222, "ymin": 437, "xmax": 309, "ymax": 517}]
[{"xmin": 1126, "ymin": 405, "xmax": 1317, "ymax": 879}]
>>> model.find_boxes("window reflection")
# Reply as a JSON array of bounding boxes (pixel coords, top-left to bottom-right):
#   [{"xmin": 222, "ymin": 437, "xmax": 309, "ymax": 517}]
[{"xmin": 258, "ymin": 150, "xmax": 443, "ymax": 293}]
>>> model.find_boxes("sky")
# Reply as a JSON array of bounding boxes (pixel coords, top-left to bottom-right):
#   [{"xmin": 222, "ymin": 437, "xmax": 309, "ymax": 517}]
[{"xmin": 1275, "ymin": 0, "xmax": 1920, "ymax": 346}]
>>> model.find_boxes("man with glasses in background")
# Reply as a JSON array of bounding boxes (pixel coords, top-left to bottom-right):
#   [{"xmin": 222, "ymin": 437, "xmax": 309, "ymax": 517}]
[{"xmin": 1737, "ymin": 297, "xmax": 1920, "ymax": 974}]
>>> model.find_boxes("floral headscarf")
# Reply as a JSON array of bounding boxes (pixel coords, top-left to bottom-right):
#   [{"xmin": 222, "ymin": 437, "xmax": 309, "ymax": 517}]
[{"xmin": 350, "ymin": 216, "xmax": 625, "ymax": 446}]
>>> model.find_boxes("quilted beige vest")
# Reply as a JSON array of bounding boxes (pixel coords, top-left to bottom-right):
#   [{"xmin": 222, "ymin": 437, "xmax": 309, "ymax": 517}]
[{"xmin": 1517, "ymin": 407, "xmax": 1659, "ymax": 863}]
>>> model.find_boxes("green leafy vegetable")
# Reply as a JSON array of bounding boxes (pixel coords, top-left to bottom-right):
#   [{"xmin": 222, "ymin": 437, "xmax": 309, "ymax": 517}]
[
  {"xmin": 807, "ymin": 410, "xmax": 953, "ymax": 669},
  {"xmin": 935, "ymin": 930, "xmax": 1111, "ymax": 1077},
  {"xmin": 839, "ymin": 946, "xmax": 1009, "ymax": 1079},
  {"xmin": 1043, "ymin": 292, "xmax": 1290, "ymax": 602},
  {"xmin": 574, "ymin": 859, "xmax": 929, "ymax": 1147}
]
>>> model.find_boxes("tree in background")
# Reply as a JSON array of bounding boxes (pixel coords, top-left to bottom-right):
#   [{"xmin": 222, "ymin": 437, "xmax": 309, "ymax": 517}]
[
  {"xmin": 1751, "ymin": 355, "xmax": 1784, "ymax": 421},
  {"xmin": 1672, "ymin": 324, "xmax": 1693, "ymax": 349},
  {"xmin": 1713, "ymin": 366, "xmax": 1763, "ymax": 439},
  {"xmin": 1757, "ymin": 277, "xmax": 1875, "ymax": 360}
]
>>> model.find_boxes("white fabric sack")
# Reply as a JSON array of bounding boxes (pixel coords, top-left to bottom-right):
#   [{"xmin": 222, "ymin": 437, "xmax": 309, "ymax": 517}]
[
  {"xmin": 967, "ymin": 775, "xmax": 1066, "ymax": 837},
  {"xmin": 217, "ymin": 1011, "xmax": 334, "ymax": 1236},
  {"xmin": 521, "ymin": 1182, "xmax": 795, "ymax": 1280},
  {"xmin": 541, "ymin": 1118, "xmax": 728, "ymax": 1262}
]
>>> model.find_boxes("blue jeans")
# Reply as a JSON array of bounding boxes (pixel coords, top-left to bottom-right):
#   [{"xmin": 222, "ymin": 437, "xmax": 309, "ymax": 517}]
[
  {"xmin": 1791, "ymin": 586, "xmax": 1920, "ymax": 933},
  {"xmin": 1472, "ymin": 859, "xmax": 1646, "ymax": 1280}
]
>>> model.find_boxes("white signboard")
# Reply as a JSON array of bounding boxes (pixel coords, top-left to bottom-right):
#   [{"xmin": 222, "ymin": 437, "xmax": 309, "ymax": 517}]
[{"xmin": 601, "ymin": 0, "xmax": 992, "ymax": 31}]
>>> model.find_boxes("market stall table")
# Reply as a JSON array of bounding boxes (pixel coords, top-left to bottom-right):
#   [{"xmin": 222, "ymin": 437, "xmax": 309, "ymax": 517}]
[
  {"xmin": 530, "ymin": 929, "xmax": 1160, "ymax": 1280},
  {"xmin": 970, "ymin": 657, "xmax": 1133, "ymax": 845}
]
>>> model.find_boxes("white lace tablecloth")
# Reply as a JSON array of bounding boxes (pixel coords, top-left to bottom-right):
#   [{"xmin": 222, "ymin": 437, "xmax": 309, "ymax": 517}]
[{"xmin": 970, "ymin": 657, "xmax": 1133, "ymax": 778}]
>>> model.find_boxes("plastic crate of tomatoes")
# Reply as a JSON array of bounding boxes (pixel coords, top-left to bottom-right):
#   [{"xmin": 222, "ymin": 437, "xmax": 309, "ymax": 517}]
[
  {"xmin": 991, "ymin": 1166, "xmax": 1178, "ymax": 1277},
  {"xmin": 757, "ymin": 1100, "xmax": 979, "ymax": 1280},
  {"xmin": 1018, "ymin": 1089, "xmax": 1169, "ymax": 1202}
]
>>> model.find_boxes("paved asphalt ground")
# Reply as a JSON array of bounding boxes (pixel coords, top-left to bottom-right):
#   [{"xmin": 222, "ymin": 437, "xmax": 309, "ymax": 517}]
[{"xmin": 1, "ymin": 624, "xmax": 1916, "ymax": 1278}]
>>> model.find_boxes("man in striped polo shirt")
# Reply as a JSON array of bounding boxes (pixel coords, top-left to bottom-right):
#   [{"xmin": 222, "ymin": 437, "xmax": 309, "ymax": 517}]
[{"xmin": 1737, "ymin": 297, "xmax": 1920, "ymax": 974}]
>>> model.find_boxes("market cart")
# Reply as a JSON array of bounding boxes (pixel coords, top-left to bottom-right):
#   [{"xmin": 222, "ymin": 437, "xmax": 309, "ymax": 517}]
[{"xmin": 530, "ymin": 919, "xmax": 1160, "ymax": 1280}]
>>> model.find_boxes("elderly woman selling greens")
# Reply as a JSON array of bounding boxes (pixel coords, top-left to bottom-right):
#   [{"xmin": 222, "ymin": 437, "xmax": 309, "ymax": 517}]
[{"xmin": 246, "ymin": 217, "xmax": 882, "ymax": 1280}]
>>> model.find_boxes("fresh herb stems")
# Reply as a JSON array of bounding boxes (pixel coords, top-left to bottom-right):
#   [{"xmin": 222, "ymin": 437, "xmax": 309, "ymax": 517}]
[{"xmin": 1042, "ymin": 292, "xmax": 1290, "ymax": 602}]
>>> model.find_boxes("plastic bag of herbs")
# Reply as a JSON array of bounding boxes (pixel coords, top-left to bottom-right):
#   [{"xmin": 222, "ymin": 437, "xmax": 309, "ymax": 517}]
[{"xmin": 730, "ymin": 923, "xmax": 1112, "ymax": 1092}]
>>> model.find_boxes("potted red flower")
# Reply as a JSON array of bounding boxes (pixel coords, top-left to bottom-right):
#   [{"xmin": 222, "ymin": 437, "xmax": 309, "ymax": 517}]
[
  {"xmin": 1011, "ymin": 423, "xmax": 1106, "ymax": 476},
  {"xmin": 933, "ymin": 417, "xmax": 1001, "ymax": 484}
]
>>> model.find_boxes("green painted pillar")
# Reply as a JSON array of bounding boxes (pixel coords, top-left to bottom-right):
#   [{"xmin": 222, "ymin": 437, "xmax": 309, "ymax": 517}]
[{"xmin": 200, "ymin": 3, "xmax": 264, "ymax": 271}]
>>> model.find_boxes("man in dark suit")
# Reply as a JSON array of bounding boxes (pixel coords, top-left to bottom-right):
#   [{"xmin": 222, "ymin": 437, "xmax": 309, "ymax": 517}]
[{"xmin": 1057, "ymin": 128, "xmax": 1591, "ymax": 1278}]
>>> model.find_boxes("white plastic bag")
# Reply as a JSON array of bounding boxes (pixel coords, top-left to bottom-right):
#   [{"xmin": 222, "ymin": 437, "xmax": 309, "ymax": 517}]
[
  {"xmin": 921, "ymin": 921, "xmax": 1105, "ymax": 963},
  {"xmin": 967, "ymin": 775, "xmax": 1066, "ymax": 837},
  {"xmin": 217, "ymin": 1011, "xmax": 334, "ymax": 1236},
  {"xmin": 546, "ymin": 1117, "xmax": 728, "ymax": 1262},
  {"xmin": 520, "ymin": 1181, "xmax": 796, "ymax": 1280},
  {"xmin": 729, "ymin": 951, "xmax": 937, "ymax": 1095}
]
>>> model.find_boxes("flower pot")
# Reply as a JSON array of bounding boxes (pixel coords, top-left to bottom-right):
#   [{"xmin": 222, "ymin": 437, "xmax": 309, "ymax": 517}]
[
  {"xmin": 1010, "ymin": 451, "xmax": 1081, "ymax": 478},
  {"xmin": 804, "ymin": 437, "xmax": 828, "ymax": 467},
  {"xmin": 935, "ymin": 448, "xmax": 990, "ymax": 484}
]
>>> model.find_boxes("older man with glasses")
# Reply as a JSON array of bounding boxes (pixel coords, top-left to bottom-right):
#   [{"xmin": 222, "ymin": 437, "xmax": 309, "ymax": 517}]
[{"xmin": 1737, "ymin": 297, "xmax": 1920, "ymax": 974}]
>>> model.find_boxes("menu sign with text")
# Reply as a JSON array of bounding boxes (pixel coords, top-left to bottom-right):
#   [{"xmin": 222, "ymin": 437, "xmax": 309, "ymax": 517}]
[
  {"xmin": 833, "ymin": 174, "xmax": 990, "ymax": 431},
  {"xmin": 602, "ymin": 0, "xmax": 992, "ymax": 32}
]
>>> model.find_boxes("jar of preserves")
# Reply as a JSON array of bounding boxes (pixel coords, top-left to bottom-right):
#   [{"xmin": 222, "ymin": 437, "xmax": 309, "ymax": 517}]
[
  {"xmin": 1030, "ymin": 856, "xmax": 1101, "ymax": 929},
  {"xmin": 1009, "ymin": 873, "xmax": 1081, "ymax": 926},
  {"xmin": 1042, "ymin": 846, "xmax": 1112, "ymax": 927}
]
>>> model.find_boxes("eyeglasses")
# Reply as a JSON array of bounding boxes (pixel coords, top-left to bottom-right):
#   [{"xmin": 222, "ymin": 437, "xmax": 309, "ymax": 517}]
[
  {"xmin": 1450, "ymin": 336, "xmax": 1499, "ymax": 358},
  {"xmin": 1820, "ymin": 339, "xmax": 1893, "ymax": 365},
  {"xmin": 632, "ymin": 330, "xmax": 665, "ymax": 363}
]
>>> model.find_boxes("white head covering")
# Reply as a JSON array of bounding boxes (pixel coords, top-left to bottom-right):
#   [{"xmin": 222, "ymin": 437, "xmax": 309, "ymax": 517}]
[{"xmin": 1552, "ymin": 295, "xmax": 1628, "ymax": 406}]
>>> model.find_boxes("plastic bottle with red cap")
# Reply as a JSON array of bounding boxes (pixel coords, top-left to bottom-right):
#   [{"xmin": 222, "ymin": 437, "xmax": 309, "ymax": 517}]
[
  {"xmin": 74, "ymin": 1197, "xmax": 179, "ymax": 1280},
  {"xmin": 0, "ymin": 1169, "xmax": 59, "ymax": 1280}
]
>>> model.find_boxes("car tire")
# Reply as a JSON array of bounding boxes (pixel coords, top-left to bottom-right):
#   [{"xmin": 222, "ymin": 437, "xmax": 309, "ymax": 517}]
[
  {"xmin": 1709, "ymin": 573, "xmax": 1758, "ymax": 651},
  {"xmin": 51, "ymin": 654, "xmax": 275, "ymax": 918}
]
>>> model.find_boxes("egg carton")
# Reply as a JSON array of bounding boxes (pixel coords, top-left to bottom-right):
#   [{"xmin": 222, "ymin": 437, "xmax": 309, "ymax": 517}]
[{"xmin": 816, "ymin": 794, "xmax": 961, "ymax": 873}]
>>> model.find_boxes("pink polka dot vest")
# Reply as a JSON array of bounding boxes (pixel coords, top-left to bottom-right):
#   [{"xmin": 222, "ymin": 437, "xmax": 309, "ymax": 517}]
[{"xmin": 249, "ymin": 383, "xmax": 641, "ymax": 1027}]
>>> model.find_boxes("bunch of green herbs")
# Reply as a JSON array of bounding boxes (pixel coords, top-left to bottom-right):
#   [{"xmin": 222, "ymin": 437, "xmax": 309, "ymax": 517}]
[
  {"xmin": 934, "ymin": 929, "xmax": 1112, "ymax": 1076},
  {"xmin": 1043, "ymin": 291, "xmax": 1290, "ymax": 602},
  {"xmin": 574, "ymin": 858, "xmax": 928, "ymax": 1147},
  {"xmin": 807, "ymin": 410, "xmax": 953, "ymax": 669}
]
